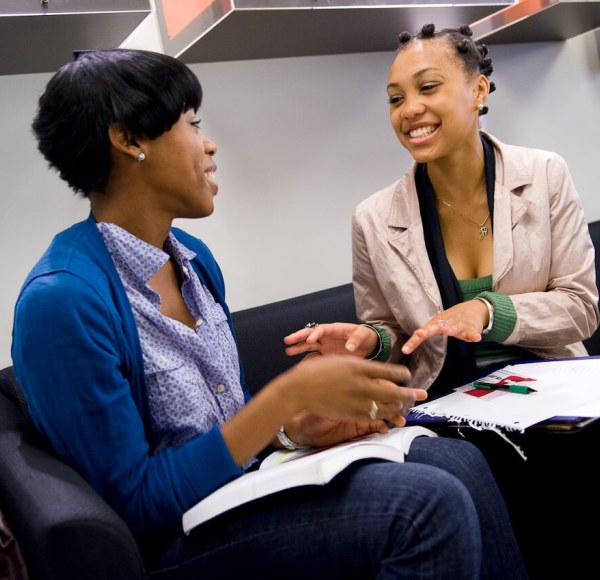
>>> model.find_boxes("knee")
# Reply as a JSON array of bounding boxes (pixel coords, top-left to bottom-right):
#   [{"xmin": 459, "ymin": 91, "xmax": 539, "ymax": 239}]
[
  {"xmin": 445, "ymin": 438, "xmax": 496, "ymax": 485},
  {"xmin": 416, "ymin": 436, "xmax": 494, "ymax": 482},
  {"xmin": 424, "ymin": 466, "xmax": 479, "ymax": 521},
  {"xmin": 381, "ymin": 462, "xmax": 481, "ymax": 532}
]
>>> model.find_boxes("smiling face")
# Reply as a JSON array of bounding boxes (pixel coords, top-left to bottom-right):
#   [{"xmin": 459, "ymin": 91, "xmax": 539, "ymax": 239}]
[
  {"xmin": 140, "ymin": 109, "xmax": 218, "ymax": 220},
  {"xmin": 387, "ymin": 38, "xmax": 488, "ymax": 165}
]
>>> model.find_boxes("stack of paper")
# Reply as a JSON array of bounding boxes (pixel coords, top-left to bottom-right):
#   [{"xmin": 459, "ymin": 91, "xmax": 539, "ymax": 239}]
[{"xmin": 410, "ymin": 358, "xmax": 600, "ymax": 431}]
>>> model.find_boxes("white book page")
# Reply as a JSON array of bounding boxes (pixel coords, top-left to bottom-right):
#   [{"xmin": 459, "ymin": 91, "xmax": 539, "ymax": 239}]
[
  {"xmin": 182, "ymin": 426, "xmax": 435, "ymax": 533},
  {"xmin": 259, "ymin": 426, "xmax": 434, "ymax": 470}
]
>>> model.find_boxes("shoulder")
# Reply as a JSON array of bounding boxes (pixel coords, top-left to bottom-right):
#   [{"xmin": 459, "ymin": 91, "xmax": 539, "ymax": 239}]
[
  {"xmin": 15, "ymin": 216, "xmax": 129, "ymax": 346},
  {"xmin": 355, "ymin": 170, "xmax": 413, "ymax": 219},
  {"xmin": 16, "ymin": 264, "xmax": 119, "ymax": 335},
  {"xmin": 485, "ymin": 133, "xmax": 570, "ymax": 184},
  {"xmin": 354, "ymin": 166, "xmax": 419, "ymax": 234},
  {"xmin": 13, "ymin": 264, "xmax": 123, "ymax": 377},
  {"xmin": 20, "ymin": 217, "xmax": 115, "ymax": 301}
]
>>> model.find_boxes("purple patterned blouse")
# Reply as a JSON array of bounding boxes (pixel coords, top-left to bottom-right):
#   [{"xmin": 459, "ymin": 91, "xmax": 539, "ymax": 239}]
[{"xmin": 97, "ymin": 223, "xmax": 245, "ymax": 453}]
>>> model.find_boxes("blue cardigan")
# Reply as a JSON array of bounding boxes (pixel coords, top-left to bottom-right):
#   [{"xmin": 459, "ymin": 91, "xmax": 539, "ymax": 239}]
[{"xmin": 12, "ymin": 214, "xmax": 251, "ymax": 540}]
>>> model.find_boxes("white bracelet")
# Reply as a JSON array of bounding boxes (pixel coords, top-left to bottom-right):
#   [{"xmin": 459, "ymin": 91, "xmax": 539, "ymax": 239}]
[
  {"xmin": 474, "ymin": 296, "xmax": 494, "ymax": 335},
  {"xmin": 277, "ymin": 426, "xmax": 307, "ymax": 450}
]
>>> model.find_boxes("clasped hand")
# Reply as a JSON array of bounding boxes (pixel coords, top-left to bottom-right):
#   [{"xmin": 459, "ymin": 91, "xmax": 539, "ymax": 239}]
[{"xmin": 279, "ymin": 355, "xmax": 427, "ymax": 447}]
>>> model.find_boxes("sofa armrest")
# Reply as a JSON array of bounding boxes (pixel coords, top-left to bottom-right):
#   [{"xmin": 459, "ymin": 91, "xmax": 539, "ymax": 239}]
[{"xmin": 0, "ymin": 367, "xmax": 146, "ymax": 580}]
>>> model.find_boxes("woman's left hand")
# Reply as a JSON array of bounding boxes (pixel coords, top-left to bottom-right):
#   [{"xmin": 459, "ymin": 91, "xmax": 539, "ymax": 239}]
[
  {"xmin": 284, "ymin": 322, "xmax": 379, "ymax": 359},
  {"xmin": 401, "ymin": 300, "xmax": 489, "ymax": 355},
  {"xmin": 289, "ymin": 411, "xmax": 389, "ymax": 448},
  {"xmin": 285, "ymin": 393, "xmax": 422, "ymax": 449}
]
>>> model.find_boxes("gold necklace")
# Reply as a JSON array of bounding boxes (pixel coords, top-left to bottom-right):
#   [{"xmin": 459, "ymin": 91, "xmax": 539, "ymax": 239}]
[{"xmin": 436, "ymin": 197, "xmax": 491, "ymax": 241}]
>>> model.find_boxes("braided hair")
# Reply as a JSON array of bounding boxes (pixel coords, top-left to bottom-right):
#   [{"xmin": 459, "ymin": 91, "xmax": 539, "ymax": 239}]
[{"xmin": 397, "ymin": 23, "xmax": 495, "ymax": 116}]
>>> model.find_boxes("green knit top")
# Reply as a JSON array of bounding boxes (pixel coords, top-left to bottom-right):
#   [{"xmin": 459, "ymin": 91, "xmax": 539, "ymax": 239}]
[
  {"xmin": 458, "ymin": 275, "xmax": 529, "ymax": 368},
  {"xmin": 370, "ymin": 276, "xmax": 530, "ymax": 367}
]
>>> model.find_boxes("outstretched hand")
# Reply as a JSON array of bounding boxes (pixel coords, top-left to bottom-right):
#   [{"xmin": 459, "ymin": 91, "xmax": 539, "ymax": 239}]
[
  {"xmin": 284, "ymin": 322, "xmax": 379, "ymax": 359},
  {"xmin": 401, "ymin": 300, "xmax": 489, "ymax": 355}
]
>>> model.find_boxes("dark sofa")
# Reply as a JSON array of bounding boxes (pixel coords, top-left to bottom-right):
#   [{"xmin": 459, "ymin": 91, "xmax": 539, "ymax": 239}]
[
  {"xmin": 1, "ymin": 220, "xmax": 598, "ymax": 579},
  {"xmin": 0, "ymin": 365, "xmax": 146, "ymax": 580}
]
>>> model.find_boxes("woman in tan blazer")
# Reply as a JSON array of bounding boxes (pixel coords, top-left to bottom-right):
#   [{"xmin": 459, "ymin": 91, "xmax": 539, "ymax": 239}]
[{"xmin": 286, "ymin": 23, "xmax": 599, "ymax": 396}]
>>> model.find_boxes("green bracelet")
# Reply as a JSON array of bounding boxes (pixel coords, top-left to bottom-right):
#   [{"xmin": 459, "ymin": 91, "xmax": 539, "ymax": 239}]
[{"xmin": 361, "ymin": 324, "xmax": 392, "ymax": 362}]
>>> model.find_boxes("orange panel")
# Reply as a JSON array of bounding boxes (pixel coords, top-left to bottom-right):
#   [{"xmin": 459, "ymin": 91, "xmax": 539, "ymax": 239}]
[{"xmin": 162, "ymin": 0, "xmax": 215, "ymax": 39}]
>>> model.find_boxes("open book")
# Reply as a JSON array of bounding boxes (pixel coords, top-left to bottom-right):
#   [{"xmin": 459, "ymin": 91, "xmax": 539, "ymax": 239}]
[{"xmin": 182, "ymin": 425, "xmax": 436, "ymax": 534}]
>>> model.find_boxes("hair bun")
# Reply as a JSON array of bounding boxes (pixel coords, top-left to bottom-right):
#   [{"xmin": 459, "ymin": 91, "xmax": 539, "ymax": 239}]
[
  {"xmin": 398, "ymin": 31, "xmax": 412, "ymax": 44},
  {"xmin": 422, "ymin": 23, "xmax": 436, "ymax": 37}
]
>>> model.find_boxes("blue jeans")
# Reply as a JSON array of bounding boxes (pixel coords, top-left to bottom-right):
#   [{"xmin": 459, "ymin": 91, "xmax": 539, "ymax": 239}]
[{"xmin": 148, "ymin": 437, "xmax": 526, "ymax": 579}]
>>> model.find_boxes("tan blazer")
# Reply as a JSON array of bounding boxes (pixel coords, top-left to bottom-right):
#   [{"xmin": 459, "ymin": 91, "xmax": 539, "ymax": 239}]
[{"xmin": 352, "ymin": 133, "xmax": 599, "ymax": 390}]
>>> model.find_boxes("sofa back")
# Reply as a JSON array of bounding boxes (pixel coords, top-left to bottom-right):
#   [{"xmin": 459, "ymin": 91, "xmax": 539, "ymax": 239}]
[
  {"xmin": 583, "ymin": 219, "xmax": 600, "ymax": 356},
  {"xmin": 232, "ymin": 283, "xmax": 357, "ymax": 395}
]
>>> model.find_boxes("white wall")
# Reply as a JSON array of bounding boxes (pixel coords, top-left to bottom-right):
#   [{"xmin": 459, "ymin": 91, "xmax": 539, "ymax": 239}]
[{"xmin": 1, "ymin": 31, "xmax": 599, "ymax": 368}]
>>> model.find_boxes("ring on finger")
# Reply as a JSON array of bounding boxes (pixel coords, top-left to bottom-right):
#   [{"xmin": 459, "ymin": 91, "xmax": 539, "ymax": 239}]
[
  {"xmin": 368, "ymin": 400, "xmax": 379, "ymax": 421},
  {"xmin": 305, "ymin": 322, "xmax": 319, "ymax": 329},
  {"xmin": 437, "ymin": 319, "xmax": 449, "ymax": 328}
]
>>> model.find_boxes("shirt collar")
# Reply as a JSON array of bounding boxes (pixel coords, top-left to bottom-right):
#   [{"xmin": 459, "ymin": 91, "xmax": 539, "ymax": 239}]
[{"xmin": 97, "ymin": 222, "xmax": 196, "ymax": 286}]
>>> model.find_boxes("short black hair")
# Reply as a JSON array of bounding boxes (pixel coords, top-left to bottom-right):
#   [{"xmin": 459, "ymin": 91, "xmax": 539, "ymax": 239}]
[
  {"xmin": 396, "ymin": 23, "xmax": 496, "ymax": 116},
  {"xmin": 32, "ymin": 48, "xmax": 203, "ymax": 197}
]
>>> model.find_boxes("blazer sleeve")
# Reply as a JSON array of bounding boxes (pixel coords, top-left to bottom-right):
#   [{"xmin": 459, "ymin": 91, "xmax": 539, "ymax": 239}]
[{"xmin": 502, "ymin": 153, "xmax": 600, "ymax": 348}]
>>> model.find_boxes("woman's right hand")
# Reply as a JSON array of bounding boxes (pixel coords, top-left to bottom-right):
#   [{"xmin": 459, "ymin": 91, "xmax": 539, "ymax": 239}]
[
  {"xmin": 275, "ymin": 354, "xmax": 424, "ymax": 426},
  {"xmin": 221, "ymin": 354, "xmax": 426, "ymax": 466},
  {"xmin": 275, "ymin": 355, "xmax": 426, "ymax": 448},
  {"xmin": 284, "ymin": 322, "xmax": 379, "ymax": 359}
]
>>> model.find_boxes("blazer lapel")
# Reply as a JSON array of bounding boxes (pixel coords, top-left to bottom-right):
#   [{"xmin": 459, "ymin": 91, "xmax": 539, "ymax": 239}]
[
  {"xmin": 489, "ymin": 136, "xmax": 533, "ymax": 286},
  {"xmin": 386, "ymin": 175, "xmax": 444, "ymax": 310}
]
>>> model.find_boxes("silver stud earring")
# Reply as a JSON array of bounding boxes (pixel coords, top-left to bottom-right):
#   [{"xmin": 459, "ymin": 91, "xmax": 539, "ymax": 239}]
[
  {"xmin": 136, "ymin": 152, "xmax": 146, "ymax": 163},
  {"xmin": 478, "ymin": 103, "xmax": 484, "ymax": 112}
]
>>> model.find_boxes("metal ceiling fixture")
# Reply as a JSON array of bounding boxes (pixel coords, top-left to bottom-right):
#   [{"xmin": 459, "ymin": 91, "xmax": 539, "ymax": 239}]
[{"xmin": 1, "ymin": 0, "xmax": 598, "ymax": 75}]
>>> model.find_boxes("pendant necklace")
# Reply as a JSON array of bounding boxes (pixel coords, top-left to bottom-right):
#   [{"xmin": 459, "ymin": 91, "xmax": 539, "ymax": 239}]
[{"xmin": 436, "ymin": 197, "xmax": 491, "ymax": 241}]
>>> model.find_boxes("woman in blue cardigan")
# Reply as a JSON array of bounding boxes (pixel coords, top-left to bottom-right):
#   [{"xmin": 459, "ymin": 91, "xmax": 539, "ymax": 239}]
[{"xmin": 11, "ymin": 48, "xmax": 525, "ymax": 578}]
